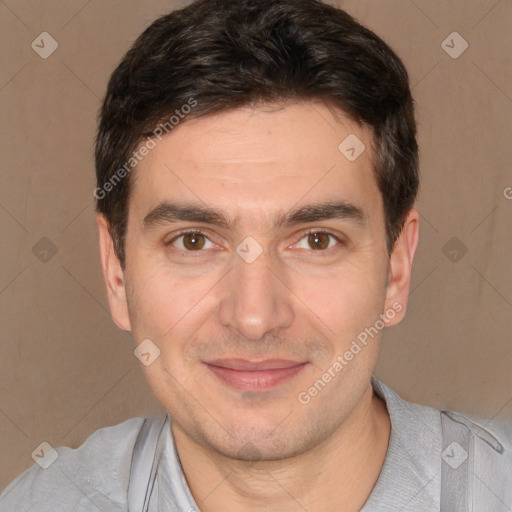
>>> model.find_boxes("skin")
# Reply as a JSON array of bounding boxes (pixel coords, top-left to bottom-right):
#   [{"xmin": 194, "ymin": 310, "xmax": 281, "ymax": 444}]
[{"xmin": 97, "ymin": 100, "xmax": 419, "ymax": 512}]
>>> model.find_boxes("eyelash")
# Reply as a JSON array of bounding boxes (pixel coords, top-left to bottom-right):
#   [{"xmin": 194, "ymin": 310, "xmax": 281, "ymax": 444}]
[{"xmin": 165, "ymin": 228, "xmax": 344, "ymax": 257}]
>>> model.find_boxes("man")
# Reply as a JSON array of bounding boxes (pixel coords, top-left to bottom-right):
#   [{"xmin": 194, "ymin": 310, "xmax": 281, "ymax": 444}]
[{"xmin": 1, "ymin": 0, "xmax": 510, "ymax": 510}]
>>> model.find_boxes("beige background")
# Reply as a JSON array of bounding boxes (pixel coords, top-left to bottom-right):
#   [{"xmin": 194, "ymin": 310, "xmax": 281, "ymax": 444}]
[{"xmin": 1, "ymin": 0, "xmax": 511, "ymax": 489}]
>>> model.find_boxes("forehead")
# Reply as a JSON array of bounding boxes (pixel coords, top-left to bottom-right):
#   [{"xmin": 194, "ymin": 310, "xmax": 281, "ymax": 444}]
[{"xmin": 129, "ymin": 101, "xmax": 382, "ymax": 228}]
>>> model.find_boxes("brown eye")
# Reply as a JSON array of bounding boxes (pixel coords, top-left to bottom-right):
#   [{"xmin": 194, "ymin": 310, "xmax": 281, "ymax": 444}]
[
  {"xmin": 168, "ymin": 231, "xmax": 215, "ymax": 253},
  {"xmin": 182, "ymin": 232, "xmax": 206, "ymax": 250},
  {"xmin": 293, "ymin": 230, "xmax": 342, "ymax": 253},
  {"xmin": 308, "ymin": 232, "xmax": 331, "ymax": 250}
]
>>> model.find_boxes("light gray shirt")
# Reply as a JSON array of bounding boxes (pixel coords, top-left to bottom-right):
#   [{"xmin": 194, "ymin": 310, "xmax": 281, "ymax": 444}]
[{"xmin": 1, "ymin": 379, "xmax": 511, "ymax": 511}]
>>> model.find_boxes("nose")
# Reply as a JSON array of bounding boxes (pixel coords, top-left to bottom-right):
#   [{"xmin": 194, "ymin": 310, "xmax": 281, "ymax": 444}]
[{"xmin": 217, "ymin": 245, "xmax": 294, "ymax": 341}]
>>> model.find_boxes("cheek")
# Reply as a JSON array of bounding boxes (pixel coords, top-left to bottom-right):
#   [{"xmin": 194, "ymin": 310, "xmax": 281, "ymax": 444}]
[
  {"xmin": 125, "ymin": 240, "xmax": 236, "ymax": 367},
  {"xmin": 126, "ymin": 263, "xmax": 222, "ymax": 344},
  {"xmin": 289, "ymin": 258, "xmax": 387, "ymax": 332}
]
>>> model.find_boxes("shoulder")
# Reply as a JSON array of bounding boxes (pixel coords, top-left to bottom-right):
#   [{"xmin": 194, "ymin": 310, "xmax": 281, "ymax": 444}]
[
  {"xmin": 445, "ymin": 410, "xmax": 512, "ymax": 508},
  {"xmin": 372, "ymin": 378, "xmax": 512, "ymax": 508},
  {"xmin": 0, "ymin": 416, "xmax": 146, "ymax": 512}
]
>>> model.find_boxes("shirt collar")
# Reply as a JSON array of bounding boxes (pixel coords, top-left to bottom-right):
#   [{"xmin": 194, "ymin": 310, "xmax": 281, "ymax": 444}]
[{"xmin": 360, "ymin": 377, "xmax": 441, "ymax": 510}]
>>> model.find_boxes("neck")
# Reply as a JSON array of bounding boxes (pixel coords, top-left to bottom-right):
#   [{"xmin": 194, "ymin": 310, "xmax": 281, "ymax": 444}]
[{"xmin": 172, "ymin": 384, "xmax": 391, "ymax": 512}]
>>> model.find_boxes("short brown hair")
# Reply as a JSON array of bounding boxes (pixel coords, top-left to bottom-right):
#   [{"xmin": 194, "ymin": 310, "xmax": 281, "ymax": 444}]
[{"xmin": 95, "ymin": 0, "xmax": 419, "ymax": 269}]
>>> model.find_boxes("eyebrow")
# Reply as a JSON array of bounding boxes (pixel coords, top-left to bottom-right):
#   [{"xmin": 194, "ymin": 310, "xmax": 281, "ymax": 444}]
[{"xmin": 141, "ymin": 199, "xmax": 367, "ymax": 232}]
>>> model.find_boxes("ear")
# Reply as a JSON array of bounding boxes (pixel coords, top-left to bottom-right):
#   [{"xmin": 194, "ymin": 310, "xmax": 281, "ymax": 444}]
[
  {"xmin": 96, "ymin": 214, "xmax": 132, "ymax": 332},
  {"xmin": 383, "ymin": 208, "xmax": 419, "ymax": 326}
]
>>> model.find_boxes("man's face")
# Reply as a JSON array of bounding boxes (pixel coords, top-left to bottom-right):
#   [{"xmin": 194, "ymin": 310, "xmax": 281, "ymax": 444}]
[{"xmin": 100, "ymin": 101, "xmax": 413, "ymax": 460}]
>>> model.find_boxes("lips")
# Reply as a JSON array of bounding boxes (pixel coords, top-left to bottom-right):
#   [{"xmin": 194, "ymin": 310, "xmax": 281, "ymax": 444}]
[
  {"xmin": 203, "ymin": 358, "xmax": 307, "ymax": 391},
  {"xmin": 206, "ymin": 358, "xmax": 304, "ymax": 371}
]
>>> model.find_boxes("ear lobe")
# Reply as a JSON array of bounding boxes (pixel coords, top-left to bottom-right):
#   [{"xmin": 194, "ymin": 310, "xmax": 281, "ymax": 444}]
[
  {"xmin": 383, "ymin": 208, "xmax": 419, "ymax": 326},
  {"xmin": 96, "ymin": 214, "xmax": 132, "ymax": 332}
]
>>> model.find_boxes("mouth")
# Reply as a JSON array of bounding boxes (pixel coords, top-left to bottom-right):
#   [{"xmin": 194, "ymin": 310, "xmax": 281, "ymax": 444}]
[{"xmin": 203, "ymin": 358, "xmax": 308, "ymax": 392}]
